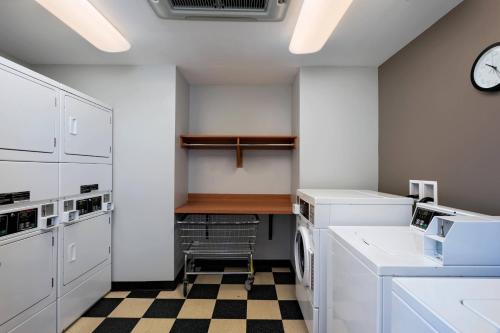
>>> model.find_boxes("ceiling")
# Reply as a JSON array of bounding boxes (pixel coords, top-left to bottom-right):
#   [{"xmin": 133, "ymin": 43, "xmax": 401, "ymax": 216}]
[{"xmin": 0, "ymin": 0, "xmax": 462, "ymax": 84}]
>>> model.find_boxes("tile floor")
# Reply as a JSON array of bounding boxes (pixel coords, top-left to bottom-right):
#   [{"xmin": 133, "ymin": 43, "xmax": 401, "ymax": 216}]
[{"xmin": 66, "ymin": 263, "xmax": 308, "ymax": 333}]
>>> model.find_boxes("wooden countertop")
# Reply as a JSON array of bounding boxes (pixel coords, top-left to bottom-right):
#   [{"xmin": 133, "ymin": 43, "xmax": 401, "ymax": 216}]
[{"xmin": 175, "ymin": 193, "xmax": 293, "ymax": 215}]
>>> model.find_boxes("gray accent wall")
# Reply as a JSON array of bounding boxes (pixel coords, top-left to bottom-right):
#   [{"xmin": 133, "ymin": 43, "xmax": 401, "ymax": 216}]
[{"xmin": 379, "ymin": 0, "xmax": 500, "ymax": 214}]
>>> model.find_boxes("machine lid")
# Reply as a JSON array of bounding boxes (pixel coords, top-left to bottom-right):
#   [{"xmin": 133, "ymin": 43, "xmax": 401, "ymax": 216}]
[
  {"xmin": 296, "ymin": 189, "xmax": 413, "ymax": 205},
  {"xmin": 355, "ymin": 228, "xmax": 423, "ymax": 257},
  {"xmin": 463, "ymin": 299, "xmax": 500, "ymax": 330},
  {"xmin": 394, "ymin": 278, "xmax": 500, "ymax": 333}
]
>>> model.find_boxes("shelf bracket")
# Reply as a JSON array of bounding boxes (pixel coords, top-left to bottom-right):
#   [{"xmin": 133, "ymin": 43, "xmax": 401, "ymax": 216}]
[
  {"xmin": 236, "ymin": 137, "xmax": 243, "ymax": 168},
  {"xmin": 268, "ymin": 214, "xmax": 273, "ymax": 240}
]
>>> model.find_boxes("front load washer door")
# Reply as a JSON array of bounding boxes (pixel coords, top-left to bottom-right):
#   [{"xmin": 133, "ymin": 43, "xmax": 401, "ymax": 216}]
[{"xmin": 295, "ymin": 226, "xmax": 312, "ymax": 287}]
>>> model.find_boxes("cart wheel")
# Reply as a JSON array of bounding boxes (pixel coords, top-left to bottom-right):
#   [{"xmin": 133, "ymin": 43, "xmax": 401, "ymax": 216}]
[
  {"xmin": 183, "ymin": 280, "xmax": 189, "ymax": 297},
  {"xmin": 245, "ymin": 279, "xmax": 253, "ymax": 291}
]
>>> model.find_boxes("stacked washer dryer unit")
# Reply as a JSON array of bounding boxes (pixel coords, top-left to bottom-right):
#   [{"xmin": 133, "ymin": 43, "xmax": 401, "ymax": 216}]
[
  {"xmin": 0, "ymin": 58, "xmax": 61, "ymax": 333},
  {"xmin": 56, "ymin": 87, "xmax": 113, "ymax": 332},
  {"xmin": 294, "ymin": 189, "xmax": 414, "ymax": 333}
]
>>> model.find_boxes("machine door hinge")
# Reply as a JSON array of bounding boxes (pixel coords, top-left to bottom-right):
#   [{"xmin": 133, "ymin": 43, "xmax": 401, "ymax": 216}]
[
  {"xmin": 53, "ymin": 138, "xmax": 57, "ymax": 148},
  {"xmin": 108, "ymin": 246, "xmax": 111, "ymax": 254},
  {"xmin": 109, "ymin": 146, "xmax": 112, "ymax": 153},
  {"xmin": 54, "ymin": 97, "xmax": 58, "ymax": 107},
  {"xmin": 52, "ymin": 236, "xmax": 55, "ymax": 246},
  {"xmin": 51, "ymin": 278, "xmax": 54, "ymax": 287}
]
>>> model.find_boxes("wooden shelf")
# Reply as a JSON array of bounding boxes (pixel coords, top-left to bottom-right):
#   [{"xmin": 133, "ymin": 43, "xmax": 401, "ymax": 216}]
[
  {"xmin": 175, "ymin": 193, "xmax": 293, "ymax": 215},
  {"xmin": 181, "ymin": 135, "xmax": 296, "ymax": 168}
]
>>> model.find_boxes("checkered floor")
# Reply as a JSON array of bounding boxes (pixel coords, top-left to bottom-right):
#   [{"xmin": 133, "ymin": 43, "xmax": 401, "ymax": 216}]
[{"xmin": 66, "ymin": 263, "xmax": 307, "ymax": 333}]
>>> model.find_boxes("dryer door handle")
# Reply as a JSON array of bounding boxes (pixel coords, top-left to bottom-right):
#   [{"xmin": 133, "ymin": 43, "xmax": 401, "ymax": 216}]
[{"xmin": 68, "ymin": 243, "xmax": 77, "ymax": 262}]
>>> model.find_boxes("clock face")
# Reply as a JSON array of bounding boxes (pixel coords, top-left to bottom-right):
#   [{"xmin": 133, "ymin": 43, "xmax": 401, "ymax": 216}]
[{"xmin": 471, "ymin": 43, "xmax": 500, "ymax": 91}]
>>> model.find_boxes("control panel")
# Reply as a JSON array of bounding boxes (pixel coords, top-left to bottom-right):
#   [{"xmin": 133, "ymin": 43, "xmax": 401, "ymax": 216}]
[
  {"xmin": 0, "ymin": 208, "xmax": 37, "ymax": 237},
  {"xmin": 299, "ymin": 199, "xmax": 309, "ymax": 220},
  {"xmin": 76, "ymin": 196, "xmax": 102, "ymax": 216},
  {"xmin": 411, "ymin": 207, "xmax": 451, "ymax": 231}
]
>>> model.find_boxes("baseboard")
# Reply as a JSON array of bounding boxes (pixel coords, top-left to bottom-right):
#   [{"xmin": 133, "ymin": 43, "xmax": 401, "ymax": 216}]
[{"xmin": 111, "ymin": 259, "xmax": 293, "ymax": 291}]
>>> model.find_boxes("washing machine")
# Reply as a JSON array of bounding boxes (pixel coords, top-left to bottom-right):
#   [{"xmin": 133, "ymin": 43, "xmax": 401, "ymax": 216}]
[
  {"xmin": 391, "ymin": 277, "xmax": 500, "ymax": 333},
  {"xmin": 0, "ymin": 162, "xmax": 59, "ymax": 333},
  {"xmin": 294, "ymin": 189, "xmax": 414, "ymax": 333},
  {"xmin": 57, "ymin": 163, "xmax": 113, "ymax": 332},
  {"xmin": 327, "ymin": 203, "xmax": 500, "ymax": 333}
]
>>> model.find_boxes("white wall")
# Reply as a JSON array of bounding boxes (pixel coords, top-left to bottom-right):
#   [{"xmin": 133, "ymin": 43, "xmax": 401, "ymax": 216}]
[
  {"xmin": 188, "ymin": 85, "xmax": 292, "ymax": 194},
  {"xmin": 298, "ymin": 67, "xmax": 379, "ymax": 190},
  {"xmin": 34, "ymin": 65, "xmax": 180, "ymax": 281},
  {"xmin": 174, "ymin": 69, "xmax": 190, "ymax": 275}
]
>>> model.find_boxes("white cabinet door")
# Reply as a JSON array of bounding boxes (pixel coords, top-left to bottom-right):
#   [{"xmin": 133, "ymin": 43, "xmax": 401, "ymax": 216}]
[
  {"xmin": 63, "ymin": 213, "xmax": 110, "ymax": 285},
  {"xmin": 0, "ymin": 66, "xmax": 58, "ymax": 162},
  {"xmin": 63, "ymin": 94, "xmax": 112, "ymax": 164},
  {"xmin": 0, "ymin": 232, "xmax": 54, "ymax": 325}
]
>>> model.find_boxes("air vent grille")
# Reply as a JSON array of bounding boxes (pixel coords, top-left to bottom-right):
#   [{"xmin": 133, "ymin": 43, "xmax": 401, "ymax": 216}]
[{"xmin": 169, "ymin": 0, "xmax": 267, "ymax": 11}]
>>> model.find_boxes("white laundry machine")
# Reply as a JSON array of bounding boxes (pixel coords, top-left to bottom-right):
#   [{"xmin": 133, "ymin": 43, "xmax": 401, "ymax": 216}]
[
  {"xmin": 327, "ymin": 203, "xmax": 500, "ymax": 333},
  {"xmin": 391, "ymin": 277, "xmax": 500, "ymax": 333},
  {"xmin": 294, "ymin": 189, "xmax": 414, "ymax": 333},
  {"xmin": 57, "ymin": 163, "xmax": 113, "ymax": 332},
  {"xmin": 0, "ymin": 163, "xmax": 59, "ymax": 333}
]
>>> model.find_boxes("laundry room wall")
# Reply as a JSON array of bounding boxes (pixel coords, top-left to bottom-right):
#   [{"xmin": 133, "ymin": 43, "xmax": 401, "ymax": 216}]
[
  {"xmin": 379, "ymin": 0, "xmax": 500, "ymax": 214},
  {"xmin": 34, "ymin": 65, "xmax": 185, "ymax": 282},
  {"xmin": 294, "ymin": 67, "xmax": 379, "ymax": 190},
  {"xmin": 188, "ymin": 84, "xmax": 294, "ymax": 260},
  {"xmin": 188, "ymin": 84, "xmax": 292, "ymax": 194}
]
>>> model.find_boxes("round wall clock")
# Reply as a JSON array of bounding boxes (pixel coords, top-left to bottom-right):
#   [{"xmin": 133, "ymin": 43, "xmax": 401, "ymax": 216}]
[
  {"xmin": 471, "ymin": 42, "xmax": 500, "ymax": 91},
  {"xmin": 471, "ymin": 43, "xmax": 500, "ymax": 91}
]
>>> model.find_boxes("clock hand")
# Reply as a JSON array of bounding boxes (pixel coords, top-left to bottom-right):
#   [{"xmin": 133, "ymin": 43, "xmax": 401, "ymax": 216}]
[{"xmin": 485, "ymin": 63, "xmax": 498, "ymax": 71}]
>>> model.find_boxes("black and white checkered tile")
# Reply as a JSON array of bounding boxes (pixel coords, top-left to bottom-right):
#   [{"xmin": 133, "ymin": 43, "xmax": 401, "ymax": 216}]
[{"xmin": 66, "ymin": 262, "xmax": 307, "ymax": 333}]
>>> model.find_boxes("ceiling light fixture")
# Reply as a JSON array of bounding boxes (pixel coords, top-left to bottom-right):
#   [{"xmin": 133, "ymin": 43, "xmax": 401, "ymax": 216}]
[
  {"xmin": 289, "ymin": 0, "xmax": 353, "ymax": 55},
  {"xmin": 34, "ymin": 0, "xmax": 131, "ymax": 53}
]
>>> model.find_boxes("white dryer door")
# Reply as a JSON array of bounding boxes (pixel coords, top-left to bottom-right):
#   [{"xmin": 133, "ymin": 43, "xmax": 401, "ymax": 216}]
[
  {"xmin": 63, "ymin": 213, "xmax": 110, "ymax": 285},
  {"xmin": 63, "ymin": 94, "xmax": 112, "ymax": 160},
  {"xmin": 0, "ymin": 232, "xmax": 54, "ymax": 325},
  {"xmin": 295, "ymin": 225, "xmax": 312, "ymax": 287}
]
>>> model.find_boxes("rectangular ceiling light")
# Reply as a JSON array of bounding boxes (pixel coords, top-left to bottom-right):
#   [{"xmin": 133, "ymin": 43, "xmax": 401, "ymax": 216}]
[
  {"xmin": 34, "ymin": 0, "xmax": 130, "ymax": 53},
  {"xmin": 289, "ymin": 0, "xmax": 353, "ymax": 55}
]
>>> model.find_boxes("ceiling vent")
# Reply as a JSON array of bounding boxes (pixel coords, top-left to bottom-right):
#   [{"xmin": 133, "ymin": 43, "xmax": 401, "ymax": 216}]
[{"xmin": 148, "ymin": 0, "xmax": 289, "ymax": 21}]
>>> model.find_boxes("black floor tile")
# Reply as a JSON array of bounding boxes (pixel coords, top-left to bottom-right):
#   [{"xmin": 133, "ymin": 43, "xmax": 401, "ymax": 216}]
[
  {"xmin": 83, "ymin": 298, "xmax": 122, "ymax": 317},
  {"xmin": 247, "ymin": 320, "xmax": 285, "ymax": 333},
  {"xmin": 248, "ymin": 285, "xmax": 277, "ymax": 300},
  {"xmin": 221, "ymin": 274, "xmax": 248, "ymax": 284},
  {"xmin": 279, "ymin": 300, "xmax": 304, "ymax": 320},
  {"xmin": 254, "ymin": 262, "xmax": 273, "ymax": 272},
  {"xmin": 170, "ymin": 319, "xmax": 210, "ymax": 333},
  {"xmin": 187, "ymin": 284, "xmax": 220, "ymax": 299},
  {"xmin": 127, "ymin": 289, "xmax": 160, "ymax": 298},
  {"xmin": 143, "ymin": 299, "xmax": 185, "ymax": 318},
  {"xmin": 273, "ymin": 272, "xmax": 295, "ymax": 284},
  {"xmin": 212, "ymin": 300, "xmax": 247, "ymax": 319},
  {"xmin": 93, "ymin": 318, "xmax": 139, "ymax": 333}
]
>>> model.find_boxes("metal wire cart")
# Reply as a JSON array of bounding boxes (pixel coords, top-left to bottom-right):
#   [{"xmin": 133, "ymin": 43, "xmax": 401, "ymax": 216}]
[{"xmin": 177, "ymin": 214, "xmax": 260, "ymax": 296}]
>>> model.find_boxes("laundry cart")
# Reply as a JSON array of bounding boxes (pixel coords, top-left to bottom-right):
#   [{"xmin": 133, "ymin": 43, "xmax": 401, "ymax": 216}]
[{"xmin": 177, "ymin": 214, "xmax": 260, "ymax": 296}]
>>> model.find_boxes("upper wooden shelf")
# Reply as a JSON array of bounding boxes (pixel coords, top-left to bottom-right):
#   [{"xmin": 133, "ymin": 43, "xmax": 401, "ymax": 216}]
[{"xmin": 180, "ymin": 135, "xmax": 296, "ymax": 167}]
